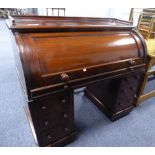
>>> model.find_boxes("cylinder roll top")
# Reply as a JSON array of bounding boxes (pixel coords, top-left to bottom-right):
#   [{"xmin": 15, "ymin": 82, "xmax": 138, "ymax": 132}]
[{"xmin": 7, "ymin": 16, "xmax": 147, "ymax": 98}]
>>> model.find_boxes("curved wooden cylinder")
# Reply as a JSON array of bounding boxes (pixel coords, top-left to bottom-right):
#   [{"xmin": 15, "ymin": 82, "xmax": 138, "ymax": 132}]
[{"xmin": 6, "ymin": 16, "xmax": 147, "ymax": 99}]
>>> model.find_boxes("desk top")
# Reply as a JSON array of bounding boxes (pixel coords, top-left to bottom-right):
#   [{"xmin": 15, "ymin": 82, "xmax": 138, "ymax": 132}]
[{"xmin": 6, "ymin": 15, "xmax": 134, "ymax": 32}]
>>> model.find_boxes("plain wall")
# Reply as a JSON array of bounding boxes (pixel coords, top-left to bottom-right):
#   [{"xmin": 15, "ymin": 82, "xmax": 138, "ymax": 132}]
[
  {"xmin": 37, "ymin": 8, "xmax": 143, "ymax": 26},
  {"xmin": 37, "ymin": 8, "xmax": 131, "ymax": 20}
]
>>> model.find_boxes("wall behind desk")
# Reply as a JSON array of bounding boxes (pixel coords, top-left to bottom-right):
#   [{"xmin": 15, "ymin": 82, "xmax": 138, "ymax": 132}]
[{"xmin": 37, "ymin": 8, "xmax": 131, "ymax": 21}]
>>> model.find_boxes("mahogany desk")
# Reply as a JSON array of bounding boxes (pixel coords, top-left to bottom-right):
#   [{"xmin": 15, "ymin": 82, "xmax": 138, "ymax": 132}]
[{"xmin": 6, "ymin": 15, "xmax": 147, "ymax": 146}]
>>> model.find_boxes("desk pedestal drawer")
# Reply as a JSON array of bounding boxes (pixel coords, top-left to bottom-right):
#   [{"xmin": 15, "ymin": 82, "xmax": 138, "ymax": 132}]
[
  {"xmin": 85, "ymin": 73, "xmax": 141, "ymax": 121},
  {"xmin": 28, "ymin": 90, "xmax": 76, "ymax": 146}
]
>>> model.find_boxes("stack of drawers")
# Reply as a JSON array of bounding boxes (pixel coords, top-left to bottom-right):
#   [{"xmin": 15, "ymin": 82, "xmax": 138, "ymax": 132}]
[
  {"xmin": 85, "ymin": 74, "xmax": 142, "ymax": 121},
  {"xmin": 28, "ymin": 91, "xmax": 75, "ymax": 146}
]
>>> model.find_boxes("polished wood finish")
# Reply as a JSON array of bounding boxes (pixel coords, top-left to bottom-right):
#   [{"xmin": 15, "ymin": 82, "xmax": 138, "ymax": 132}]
[
  {"xmin": 6, "ymin": 15, "xmax": 133, "ymax": 33},
  {"xmin": 6, "ymin": 15, "xmax": 147, "ymax": 146},
  {"xmin": 14, "ymin": 31, "xmax": 145, "ymax": 92}
]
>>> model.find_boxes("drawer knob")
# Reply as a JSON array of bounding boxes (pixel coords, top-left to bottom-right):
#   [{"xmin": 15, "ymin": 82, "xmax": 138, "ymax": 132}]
[
  {"xmin": 44, "ymin": 121, "xmax": 49, "ymax": 126},
  {"xmin": 47, "ymin": 134, "xmax": 52, "ymax": 140},
  {"xmin": 42, "ymin": 106, "xmax": 47, "ymax": 110},
  {"xmin": 61, "ymin": 99, "xmax": 66, "ymax": 103},
  {"xmin": 63, "ymin": 113, "xmax": 68, "ymax": 118},
  {"xmin": 64, "ymin": 85, "xmax": 69, "ymax": 89},
  {"xmin": 61, "ymin": 73, "xmax": 69, "ymax": 82},
  {"xmin": 64, "ymin": 127, "xmax": 69, "ymax": 132}
]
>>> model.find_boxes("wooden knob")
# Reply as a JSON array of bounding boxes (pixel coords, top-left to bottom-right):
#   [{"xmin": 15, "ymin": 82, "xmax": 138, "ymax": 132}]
[
  {"xmin": 42, "ymin": 106, "xmax": 47, "ymax": 110},
  {"xmin": 64, "ymin": 85, "xmax": 69, "ymax": 89},
  {"xmin": 61, "ymin": 73, "xmax": 69, "ymax": 82},
  {"xmin": 61, "ymin": 98, "xmax": 66, "ymax": 103},
  {"xmin": 63, "ymin": 113, "xmax": 68, "ymax": 118},
  {"xmin": 64, "ymin": 127, "xmax": 69, "ymax": 132},
  {"xmin": 44, "ymin": 121, "xmax": 49, "ymax": 126},
  {"xmin": 47, "ymin": 134, "xmax": 52, "ymax": 140}
]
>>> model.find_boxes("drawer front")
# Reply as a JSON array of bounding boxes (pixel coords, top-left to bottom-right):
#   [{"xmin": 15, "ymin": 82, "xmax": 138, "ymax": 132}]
[
  {"xmin": 36, "ymin": 92, "xmax": 72, "ymax": 116},
  {"xmin": 36, "ymin": 91, "xmax": 73, "ymax": 130},
  {"xmin": 38, "ymin": 110, "xmax": 73, "ymax": 131},
  {"xmin": 40, "ymin": 122, "xmax": 74, "ymax": 146}
]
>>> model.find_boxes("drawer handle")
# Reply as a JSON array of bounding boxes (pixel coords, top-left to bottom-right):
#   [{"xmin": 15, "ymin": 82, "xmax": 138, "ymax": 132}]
[
  {"xmin": 42, "ymin": 106, "xmax": 47, "ymax": 110},
  {"xmin": 47, "ymin": 134, "xmax": 52, "ymax": 140},
  {"xmin": 63, "ymin": 85, "xmax": 69, "ymax": 89},
  {"xmin": 61, "ymin": 98, "xmax": 66, "ymax": 103},
  {"xmin": 64, "ymin": 127, "xmax": 69, "ymax": 132},
  {"xmin": 63, "ymin": 113, "xmax": 68, "ymax": 118},
  {"xmin": 44, "ymin": 121, "xmax": 49, "ymax": 126},
  {"xmin": 61, "ymin": 73, "xmax": 69, "ymax": 82}
]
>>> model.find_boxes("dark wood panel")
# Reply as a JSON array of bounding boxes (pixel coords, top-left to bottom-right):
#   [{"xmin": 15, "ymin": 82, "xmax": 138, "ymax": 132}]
[
  {"xmin": 85, "ymin": 73, "xmax": 142, "ymax": 121},
  {"xmin": 28, "ymin": 90, "xmax": 75, "ymax": 146}
]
